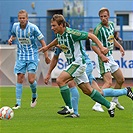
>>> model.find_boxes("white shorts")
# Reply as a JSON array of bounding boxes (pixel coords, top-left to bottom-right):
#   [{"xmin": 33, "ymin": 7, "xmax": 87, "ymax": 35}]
[
  {"xmin": 96, "ymin": 55, "xmax": 119, "ymax": 77},
  {"xmin": 64, "ymin": 63, "xmax": 89, "ymax": 85}
]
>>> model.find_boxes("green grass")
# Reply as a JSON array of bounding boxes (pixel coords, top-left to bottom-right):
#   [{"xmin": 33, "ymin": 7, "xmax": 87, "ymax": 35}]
[{"xmin": 0, "ymin": 86, "xmax": 133, "ymax": 133}]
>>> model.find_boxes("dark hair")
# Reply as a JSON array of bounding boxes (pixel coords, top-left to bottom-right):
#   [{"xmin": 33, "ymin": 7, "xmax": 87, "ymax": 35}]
[{"xmin": 65, "ymin": 22, "xmax": 70, "ymax": 27}]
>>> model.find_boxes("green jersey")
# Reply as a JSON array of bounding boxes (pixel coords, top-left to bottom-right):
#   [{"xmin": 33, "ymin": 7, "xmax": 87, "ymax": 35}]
[
  {"xmin": 92, "ymin": 21, "xmax": 115, "ymax": 56},
  {"xmin": 56, "ymin": 27, "xmax": 88, "ymax": 65}
]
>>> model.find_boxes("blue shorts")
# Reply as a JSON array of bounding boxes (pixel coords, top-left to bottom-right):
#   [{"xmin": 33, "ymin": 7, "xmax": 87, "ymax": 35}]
[
  {"xmin": 86, "ymin": 62, "xmax": 95, "ymax": 85},
  {"xmin": 14, "ymin": 60, "xmax": 38, "ymax": 74}
]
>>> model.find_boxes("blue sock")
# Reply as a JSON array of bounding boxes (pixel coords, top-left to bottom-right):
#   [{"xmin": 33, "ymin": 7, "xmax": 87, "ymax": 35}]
[
  {"xmin": 70, "ymin": 87, "xmax": 79, "ymax": 115},
  {"xmin": 103, "ymin": 88, "xmax": 127, "ymax": 97},
  {"xmin": 16, "ymin": 83, "xmax": 23, "ymax": 106},
  {"xmin": 30, "ymin": 81, "xmax": 37, "ymax": 98}
]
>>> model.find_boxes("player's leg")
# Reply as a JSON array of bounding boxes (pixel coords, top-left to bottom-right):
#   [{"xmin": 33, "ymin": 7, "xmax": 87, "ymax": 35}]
[
  {"xmin": 28, "ymin": 73, "xmax": 37, "ymax": 107},
  {"xmin": 74, "ymin": 71, "xmax": 116, "ymax": 117},
  {"xmin": 56, "ymin": 63, "xmax": 86, "ymax": 116},
  {"xmin": 12, "ymin": 73, "xmax": 24, "ymax": 109},
  {"xmin": 103, "ymin": 87, "xmax": 133, "ymax": 100},
  {"xmin": 92, "ymin": 56, "xmax": 113, "ymax": 112},
  {"xmin": 12, "ymin": 60, "xmax": 25, "ymax": 109},
  {"xmin": 56, "ymin": 70, "xmax": 74, "ymax": 115},
  {"xmin": 57, "ymin": 79, "xmax": 80, "ymax": 118},
  {"xmin": 27, "ymin": 61, "xmax": 38, "ymax": 108},
  {"xmin": 92, "ymin": 80, "xmax": 133, "ymax": 99},
  {"xmin": 111, "ymin": 68, "xmax": 125, "ymax": 109},
  {"xmin": 77, "ymin": 81, "xmax": 116, "ymax": 117},
  {"xmin": 68, "ymin": 80, "xmax": 80, "ymax": 117},
  {"xmin": 91, "ymin": 79, "xmax": 133, "ymax": 110},
  {"xmin": 86, "ymin": 62, "xmax": 105, "ymax": 112},
  {"xmin": 93, "ymin": 72, "xmax": 113, "ymax": 112},
  {"xmin": 92, "ymin": 71, "xmax": 124, "ymax": 111},
  {"xmin": 91, "ymin": 80, "xmax": 105, "ymax": 112},
  {"xmin": 76, "ymin": 73, "xmax": 110, "ymax": 108}
]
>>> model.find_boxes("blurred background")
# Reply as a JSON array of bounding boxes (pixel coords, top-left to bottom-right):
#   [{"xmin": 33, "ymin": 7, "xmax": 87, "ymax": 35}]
[{"xmin": 0, "ymin": 0, "xmax": 133, "ymax": 86}]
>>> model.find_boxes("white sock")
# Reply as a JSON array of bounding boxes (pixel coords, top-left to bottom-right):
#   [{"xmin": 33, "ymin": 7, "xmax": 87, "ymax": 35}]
[
  {"xmin": 112, "ymin": 97, "xmax": 118, "ymax": 103},
  {"xmin": 95, "ymin": 102, "xmax": 101, "ymax": 106}
]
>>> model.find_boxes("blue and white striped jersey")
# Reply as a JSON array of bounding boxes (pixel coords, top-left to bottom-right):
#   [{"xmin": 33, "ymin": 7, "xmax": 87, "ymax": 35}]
[{"xmin": 11, "ymin": 21, "xmax": 44, "ymax": 61}]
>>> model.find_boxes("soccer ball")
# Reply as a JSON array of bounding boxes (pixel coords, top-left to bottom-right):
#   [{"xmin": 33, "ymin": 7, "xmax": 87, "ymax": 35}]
[{"xmin": 0, "ymin": 106, "xmax": 14, "ymax": 120}]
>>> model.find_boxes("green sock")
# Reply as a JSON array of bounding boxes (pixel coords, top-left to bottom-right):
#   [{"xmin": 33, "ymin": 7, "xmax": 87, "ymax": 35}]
[
  {"xmin": 60, "ymin": 85, "xmax": 72, "ymax": 109},
  {"xmin": 90, "ymin": 89, "xmax": 110, "ymax": 109}
]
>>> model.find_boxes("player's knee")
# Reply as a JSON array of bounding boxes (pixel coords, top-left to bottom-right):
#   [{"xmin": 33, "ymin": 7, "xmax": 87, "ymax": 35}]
[
  {"xmin": 108, "ymin": 82, "xmax": 113, "ymax": 87},
  {"xmin": 56, "ymin": 77, "xmax": 62, "ymax": 86},
  {"xmin": 28, "ymin": 79, "xmax": 35, "ymax": 84},
  {"xmin": 81, "ymin": 89, "xmax": 91, "ymax": 95},
  {"xmin": 17, "ymin": 74, "xmax": 24, "ymax": 83},
  {"xmin": 104, "ymin": 81, "xmax": 112, "ymax": 88},
  {"xmin": 117, "ymin": 77, "xmax": 125, "ymax": 85},
  {"xmin": 99, "ymin": 89, "xmax": 103, "ymax": 95}
]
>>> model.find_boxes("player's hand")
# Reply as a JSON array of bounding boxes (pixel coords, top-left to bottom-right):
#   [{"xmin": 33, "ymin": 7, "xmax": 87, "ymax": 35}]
[
  {"xmin": 38, "ymin": 46, "xmax": 48, "ymax": 53},
  {"xmin": 120, "ymin": 47, "xmax": 125, "ymax": 57},
  {"xmin": 44, "ymin": 74, "xmax": 51, "ymax": 84},
  {"xmin": 56, "ymin": 44, "xmax": 61, "ymax": 49},
  {"xmin": 8, "ymin": 38, "xmax": 13, "ymax": 45},
  {"xmin": 100, "ymin": 47, "xmax": 109, "ymax": 55},
  {"xmin": 99, "ymin": 54, "xmax": 109, "ymax": 63},
  {"xmin": 45, "ymin": 57, "xmax": 51, "ymax": 64}
]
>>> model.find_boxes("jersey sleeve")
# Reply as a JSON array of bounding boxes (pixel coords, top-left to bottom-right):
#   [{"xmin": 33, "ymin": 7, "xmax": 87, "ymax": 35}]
[
  {"xmin": 11, "ymin": 23, "xmax": 17, "ymax": 37},
  {"xmin": 91, "ymin": 27, "xmax": 101, "ymax": 46},
  {"xmin": 34, "ymin": 25, "xmax": 44, "ymax": 40},
  {"xmin": 67, "ymin": 28, "xmax": 88, "ymax": 42}
]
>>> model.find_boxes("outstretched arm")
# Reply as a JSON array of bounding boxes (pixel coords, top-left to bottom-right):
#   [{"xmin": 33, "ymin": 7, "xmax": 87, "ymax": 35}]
[
  {"xmin": 44, "ymin": 55, "xmax": 59, "ymax": 84},
  {"xmin": 88, "ymin": 33, "xmax": 108, "ymax": 55},
  {"xmin": 38, "ymin": 39, "xmax": 58, "ymax": 53},
  {"xmin": 91, "ymin": 45, "xmax": 109, "ymax": 63}
]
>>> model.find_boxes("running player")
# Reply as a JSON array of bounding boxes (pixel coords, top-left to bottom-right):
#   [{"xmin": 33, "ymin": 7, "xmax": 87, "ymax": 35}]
[{"xmin": 8, "ymin": 10, "xmax": 50, "ymax": 109}]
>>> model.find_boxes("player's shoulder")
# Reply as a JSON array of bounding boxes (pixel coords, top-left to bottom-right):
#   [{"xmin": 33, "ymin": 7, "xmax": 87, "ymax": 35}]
[
  {"xmin": 94, "ymin": 22, "xmax": 102, "ymax": 35},
  {"xmin": 28, "ymin": 21, "xmax": 38, "ymax": 29},
  {"xmin": 13, "ymin": 22, "xmax": 19, "ymax": 27},
  {"xmin": 108, "ymin": 21, "xmax": 114, "ymax": 24},
  {"xmin": 12, "ymin": 22, "xmax": 19, "ymax": 30},
  {"xmin": 66, "ymin": 27, "xmax": 82, "ymax": 36},
  {"xmin": 66, "ymin": 27, "xmax": 73, "ymax": 33},
  {"xmin": 108, "ymin": 21, "xmax": 114, "ymax": 26}
]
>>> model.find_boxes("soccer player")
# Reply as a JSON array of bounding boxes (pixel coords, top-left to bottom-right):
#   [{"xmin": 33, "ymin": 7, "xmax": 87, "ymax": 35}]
[
  {"xmin": 91, "ymin": 7, "xmax": 125, "ymax": 112},
  {"xmin": 44, "ymin": 45, "xmax": 133, "ymax": 118},
  {"xmin": 8, "ymin": 10, "xmax": 50, "ymax": 109},
  {"xmin": 44, "ymin": 50, "xmax": 80, "ymax": 118},
  {"xmin": 39, "ymin": 14, "xmax": 118, "ymax": 117}
]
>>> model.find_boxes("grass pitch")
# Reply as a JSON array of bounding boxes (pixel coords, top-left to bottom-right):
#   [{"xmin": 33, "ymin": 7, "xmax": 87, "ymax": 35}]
[{"xmin": 0, "ymin": 86, "xmax": 132, "ymax": 133}]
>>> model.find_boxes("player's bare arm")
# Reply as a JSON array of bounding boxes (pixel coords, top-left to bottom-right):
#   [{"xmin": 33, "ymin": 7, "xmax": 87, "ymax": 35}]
[
  {"xmin": 8, "ymin": 36, "xmax": 16, "ymax": 45},
  {"xmin": 44, "ymin": 55, "xmax": 59, "ymax": 84},
  {"xmin": 39, "ymin": 39, "xmax": 51, "ymax": 64},
  {"xmin": 88, "ymin": 33, "xmax": 108, "ymax": 55},
  {"xmin": 114, "ymin": 38, "xmax": 125, "ymax": 56},
  {"xmin": 39, "ymin": 39, "xmax": 58, "ymax": 52},
  {"xmin": 91, "ymin": 45, "xmax": 109, "ymax": 63}
]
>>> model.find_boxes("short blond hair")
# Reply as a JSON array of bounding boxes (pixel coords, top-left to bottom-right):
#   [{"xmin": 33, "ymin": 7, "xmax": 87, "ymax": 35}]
[
  {"xmin": 98, "ymin": 7, "xmax": 110, "ymax": 16},
  {"xmin": 18, "ymin": 10, "xmax": 28, "ymax": 18}
]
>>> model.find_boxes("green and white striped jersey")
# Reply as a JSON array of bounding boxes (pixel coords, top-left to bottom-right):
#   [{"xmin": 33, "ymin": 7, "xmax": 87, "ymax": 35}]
[
  {"xmin": 92, "ymin": 21, "xmax": 115, "ymax": 56},
  {"xmin": 56, "ymin": 27, "xmax": 88, "ymax": 65}
]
